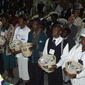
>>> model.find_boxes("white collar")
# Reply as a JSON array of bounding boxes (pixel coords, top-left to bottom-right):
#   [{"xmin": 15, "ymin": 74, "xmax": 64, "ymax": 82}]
[
  {"xmin": 53, "ymin": 36, "xmax": 63, "ymax": 46},
  {"xmin": 19, "ymin": 25, "xmax": 27, "ymax": 31}
]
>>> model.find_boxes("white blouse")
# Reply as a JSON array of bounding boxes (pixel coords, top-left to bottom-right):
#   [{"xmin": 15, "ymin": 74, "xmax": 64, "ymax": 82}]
[{"xmin": 13, "ymin": 25, "xmax": 30, "ymax": 43}]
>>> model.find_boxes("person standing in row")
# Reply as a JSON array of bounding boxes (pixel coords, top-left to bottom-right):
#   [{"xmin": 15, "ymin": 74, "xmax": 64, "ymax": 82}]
[
  {"xmin": 13, "ymin": 16, "xmax": 30, "ymax": 85},
  {"xmin": 62, "ymin": 28, "xmax": 85, "ymax": 85},
  {"xmin": 43, "ymin": 24, "xmax": 68, "ymax": 85},
  {"xmin": 61, "ymin": 27, "xmax": 75, "ymax": 84},
  {"xmin": 3, "ymin": 19, "xmax": 16, "ymax": 81},
  {"xmin": 0, "ymin": 17, "xmax": 5, "ymax": 75},
  {"xmin": 28, "ymin": 19, "xmax": 47, "ymax": 85}
]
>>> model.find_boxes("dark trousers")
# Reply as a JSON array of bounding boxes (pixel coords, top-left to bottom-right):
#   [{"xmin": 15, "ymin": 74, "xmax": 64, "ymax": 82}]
[
  {"xmin": 48, "ymin": 67, "xmax": 63, "ymax": 85},
  {"xmin": 28, "ymin": 62, "xmax": 44, "ymax": 85},
  {"xmin": 0, "ymin": 53, "xmax": 4, "ymax": 74}
]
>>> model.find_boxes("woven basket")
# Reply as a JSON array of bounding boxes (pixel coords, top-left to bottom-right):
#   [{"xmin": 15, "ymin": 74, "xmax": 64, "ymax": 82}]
[
  {"xmin": 9, "ymin": 40, "xmax": 22, "ymax": 54},
  {"xmin": 65, "ymin": 61, "xmax": 83, "ymax": 74},
  {"xmin": 38, "ymin": 55, "xmax": 56, "ymax": 73},
  {"xmin": 21, "ymin": 43, "xmax": 33, "ymax": 57}
]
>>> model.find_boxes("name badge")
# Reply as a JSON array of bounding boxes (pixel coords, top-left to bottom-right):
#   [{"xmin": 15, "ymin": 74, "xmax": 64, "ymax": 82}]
[
  {"xmin": 39, "ymin": 40, "xmax": 42, "ymax": 43},
  {"xmin": 49, "ymin": 49, "xmax": 55, "ymax": 55}
]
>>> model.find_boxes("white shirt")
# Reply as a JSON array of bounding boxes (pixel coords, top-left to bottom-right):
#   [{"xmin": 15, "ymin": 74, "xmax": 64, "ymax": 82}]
[
  {"xmin": 13, "ymin": 25, "xmax": 30, "ymax": 43},
  {"xmin": 43, "ymin": 36, "xmax": 63, "ymax": 55},
  {"xmin": 13, "ymin": 26, "xmax": 30, "ymax": 80},
  {"xmin": 43, "ymin": 36, "xmax": 69, "ymax": 68}
]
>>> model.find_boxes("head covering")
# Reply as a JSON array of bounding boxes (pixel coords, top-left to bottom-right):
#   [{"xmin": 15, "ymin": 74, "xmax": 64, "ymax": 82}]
[{"xmin": 80, "ymin": 28, "xmax": 85, "ymax": 37}]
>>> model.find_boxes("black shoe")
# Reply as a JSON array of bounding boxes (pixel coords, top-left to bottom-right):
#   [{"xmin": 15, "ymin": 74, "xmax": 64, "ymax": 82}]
[
  {"xmin": 15, "ymin": 79, "xmax": 23, "ymax": 85},
  {"xmin": 25, "ymin": 80, "xmax": 31, "ymax": 85},
  {"xmin": 64, "ymin": 80, "xmax": 71, "ymax": 84},
  {"xmin": 25, "ymin": 82, "xmax": 28, "ymax": 85}
]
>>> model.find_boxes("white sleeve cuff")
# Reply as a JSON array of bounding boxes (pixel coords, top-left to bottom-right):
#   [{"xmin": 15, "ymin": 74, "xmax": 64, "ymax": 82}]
[
  {"xmin": 56, "ymin": 63, "xmax": 61, "ymax": 68},
  {"xmin": 56, "ymin": 59, "xmax": 63, "ymax": 68},
  {"xmin": 76, "ymin": 74, "xmax": 81, "ymax": 79}
]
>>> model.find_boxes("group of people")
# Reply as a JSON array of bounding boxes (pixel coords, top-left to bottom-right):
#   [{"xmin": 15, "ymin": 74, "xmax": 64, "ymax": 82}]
[
  {"xmin": 0, "ymin": 0, "xmax": 85, "ymax": 18},
  {"xmin": 0, "ymin": 1, "xmax": 85, "ymax": 85}
]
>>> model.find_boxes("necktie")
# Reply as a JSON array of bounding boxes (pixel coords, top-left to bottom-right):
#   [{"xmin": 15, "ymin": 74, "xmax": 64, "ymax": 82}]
[{"xmin": 53, "ymin": 40, "xmax": 56, "ymax": 46}]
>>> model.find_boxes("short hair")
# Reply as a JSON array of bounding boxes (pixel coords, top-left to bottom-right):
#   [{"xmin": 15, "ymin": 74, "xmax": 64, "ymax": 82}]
[
  {"xmin": 52, "ymin": 24, "xmax": 63, "ymax": 30},
  {"xmin": 19, "ymin": 15, "xmax": 26, "ymax": 22},
  {"xmin": 63, "ymin": 28, "xmax": 71, "ymax": 34}
]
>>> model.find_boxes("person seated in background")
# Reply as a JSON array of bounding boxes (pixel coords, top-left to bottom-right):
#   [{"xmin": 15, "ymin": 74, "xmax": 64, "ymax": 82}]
[
  {"xmin": 61, "ymin": 27, "xmax": 76, "ymax": 50},
  {"xmin": 64, "ymin": 16, "xmax": 78, "ymax": 42},
  {"xmin": 73, "ymin": 9, "xmax": 82, "ymax": 29},
  {"xmin": 46, "ymin": 13, "xmax": 59, "ymax": 38}
]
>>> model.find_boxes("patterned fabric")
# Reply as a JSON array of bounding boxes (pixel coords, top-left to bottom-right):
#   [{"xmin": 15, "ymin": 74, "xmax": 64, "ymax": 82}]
[
  {"xmin": 5, "ymin": 26, "xmax": 15, "ymax": 55},
  {"xmin": 28, "ymin": 31, "xmax": 47, "ymax": 63}
]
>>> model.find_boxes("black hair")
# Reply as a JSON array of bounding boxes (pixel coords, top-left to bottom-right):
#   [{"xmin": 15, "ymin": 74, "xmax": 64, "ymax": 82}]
[
  {"xmin": 63, "ymin": 28, "xmax": 71, "ymax": 34},
  {"xmin": 19, "ymin": 15, "xmax": 26, "ymax": 22},
  {"xmin": 52, "ymin": 24, "xmax": 63, "ymax": 30},
  {"xmin": 50, "ymin": 24, "xmax": 63, "ymax": 37}
]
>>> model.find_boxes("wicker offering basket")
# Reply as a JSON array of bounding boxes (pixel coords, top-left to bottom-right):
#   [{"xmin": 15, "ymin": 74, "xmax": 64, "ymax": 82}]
[
  {"xmin": 9, "ymin": 40, "xmax": 22, "ymax": 54},
  {"xmin": 65, "ymin": 61, "xmax": 83, "ymax": 74},
  {"xmin": 38, "ymin": 55, "xmax": 56, "ymax": 73},
  {"xmin": 21, "ymin": 43, "xmax": 33, "ymax": 57}
]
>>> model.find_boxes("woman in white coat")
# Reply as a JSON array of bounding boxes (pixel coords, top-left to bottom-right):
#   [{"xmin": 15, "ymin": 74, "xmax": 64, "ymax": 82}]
[
  {"xmin": 13, "ymin": 16, "xmax": 30, "ymax": 85},
  {"xmin": 62, "ymin": 29, "xmax": 85, "ymax": 85}
]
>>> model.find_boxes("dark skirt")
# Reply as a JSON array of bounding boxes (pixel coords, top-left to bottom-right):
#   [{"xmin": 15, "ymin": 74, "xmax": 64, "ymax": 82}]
[
  {"xmin": 28, "ymin": 62, "xmax": 44, "ymax": 85},
  {"xmin": 3, "ymin": 54, "xmax": 16, "ymax": 70},
  {"xmin": 48, "ymin": 67, "xmax": 63, "ymax": 85},
  {"xmin": 0, "ymin": 53, "xmax": 4, "ymax": 74}
]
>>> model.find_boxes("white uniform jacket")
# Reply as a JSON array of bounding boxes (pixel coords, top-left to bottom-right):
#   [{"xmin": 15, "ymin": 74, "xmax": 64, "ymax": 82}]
[
  {"xmin": 62, "ymin": 44, "xmax": 85, "ymax": 85},
  {"xmin": 13, "ymin": 25, "xmax": 30, "ymax": 80},
  {"xmin": 43, "ymin": 36, "xmax": 69, "ymax": 67}
]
